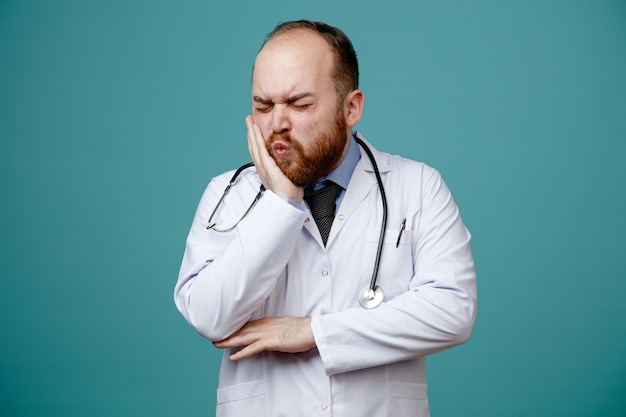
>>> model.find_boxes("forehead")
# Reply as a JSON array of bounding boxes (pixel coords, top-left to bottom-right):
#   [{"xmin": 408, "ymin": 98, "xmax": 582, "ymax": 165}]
[{"xmin": 252, "ymin": 30, "xmax": 335, "ymax": 100}]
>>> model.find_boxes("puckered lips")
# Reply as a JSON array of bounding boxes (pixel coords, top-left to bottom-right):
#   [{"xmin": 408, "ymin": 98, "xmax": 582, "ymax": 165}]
[{"xmin": 271, "ymin": 140, "xmax": 291, "ymax": 159}]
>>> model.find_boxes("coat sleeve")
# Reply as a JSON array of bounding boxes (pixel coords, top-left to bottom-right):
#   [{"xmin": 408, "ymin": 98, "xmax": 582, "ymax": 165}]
[
  {"xmin": 174, "ymin": 173, "xmax": 306, "ymax": 341},
  {"xmin": 311, "ymin": 165, "xmax": 477, "ymax": 375}
]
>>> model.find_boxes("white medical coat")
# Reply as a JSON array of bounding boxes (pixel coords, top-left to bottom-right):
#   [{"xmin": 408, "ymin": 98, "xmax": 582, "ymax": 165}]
[{"xmin": 174, "ymin": 133, "xmax": 477, "ymax": 417}]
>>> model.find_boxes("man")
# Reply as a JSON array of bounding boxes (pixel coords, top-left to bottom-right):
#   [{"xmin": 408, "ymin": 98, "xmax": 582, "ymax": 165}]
[{"xmin": 174, "ymin": 20, "xmax": 477, "ymax": 417}]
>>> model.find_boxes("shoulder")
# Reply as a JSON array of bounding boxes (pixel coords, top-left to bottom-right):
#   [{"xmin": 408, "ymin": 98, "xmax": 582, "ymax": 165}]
[
  {"xmin": 354, "ymin": 132, "xmax": 440, "ymax": 184},
  {"xmin": 209, "ymin": 164, "xmax": 261, "ymax": 189},
  {"xmin": 199, "ymin": 164, "xmax": 262, "ymax": 205},
  {"xmin": 381, "ymin": 151, "xmax": 438, "ymax": 178}
]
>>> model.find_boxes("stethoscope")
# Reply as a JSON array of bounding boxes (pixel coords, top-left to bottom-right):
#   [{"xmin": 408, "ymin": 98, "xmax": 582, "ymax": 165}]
[{"xmin": 206, "ymin": 137, "xmax": 387, "ymax": 309}]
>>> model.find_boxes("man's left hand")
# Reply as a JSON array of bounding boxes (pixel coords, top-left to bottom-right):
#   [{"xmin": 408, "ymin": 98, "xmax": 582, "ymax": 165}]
[{"xmin": 213, "ymin": 317, "xmax": 315, "ymax": 361}]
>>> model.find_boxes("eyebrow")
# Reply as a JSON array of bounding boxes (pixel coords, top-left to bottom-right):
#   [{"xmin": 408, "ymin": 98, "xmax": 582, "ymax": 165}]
[{"xmin": 253, "ymin": 93, "xmax": 313, "ymax": 104}]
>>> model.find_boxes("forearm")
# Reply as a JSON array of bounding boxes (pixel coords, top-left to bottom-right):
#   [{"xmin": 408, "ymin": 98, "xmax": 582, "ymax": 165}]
[
  {"xmin": 312, "ymin": 270, "xmax": 476, "ymax": 375},
  {"xmin": 174, "ymin": 189, "xmax": 306, "ymax": 341},
  {"xmin": 314, "ymin": 167, "xmax": 477, "ymax": 375}
]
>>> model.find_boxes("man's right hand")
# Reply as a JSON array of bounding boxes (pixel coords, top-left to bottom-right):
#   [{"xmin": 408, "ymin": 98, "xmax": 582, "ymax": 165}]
[{"xmin": 246, "ymin": 116, "xmax": 304, "ymax": 204}]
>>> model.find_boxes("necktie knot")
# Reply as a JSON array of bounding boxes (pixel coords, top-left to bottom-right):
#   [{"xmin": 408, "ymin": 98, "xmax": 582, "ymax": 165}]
[{"xmin": 304, "ymin": 181, "xmax": 342, "ymax": 246}]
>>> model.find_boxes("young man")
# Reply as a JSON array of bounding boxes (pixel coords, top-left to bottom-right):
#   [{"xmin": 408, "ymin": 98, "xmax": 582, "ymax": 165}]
[{"xmin": 175, "ymin": 20, "xmax": 477, "ymax": 417}]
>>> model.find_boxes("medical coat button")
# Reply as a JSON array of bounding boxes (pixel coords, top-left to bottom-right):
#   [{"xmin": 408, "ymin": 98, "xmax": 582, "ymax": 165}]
[
  {"xmin": 338, "ymin": 214, "xmax": 345, "ymax": 221},
  {"xmin": 321, "ymin": 269, "xmax": 329, "ymax": 276},
  {"xmin": 321, "ymin": 403, "xmax": 328, "ymax": 410},
  {"xmin": 304, "ymin": 217, "xmax": 310, "ymax": 223}
]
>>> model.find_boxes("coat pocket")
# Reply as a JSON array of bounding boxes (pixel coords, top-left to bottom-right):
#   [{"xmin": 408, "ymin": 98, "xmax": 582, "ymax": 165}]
[
  {"xmin": 364, "ymin": 227, "xmax": 414, "ymax": 299},
  {"xmin": 387, "ymin": 382, "xmax": 429, "ymax": 417},
  {"xmin": 216, "ymin": 380, "xmax": 266, "ymax": 417}
]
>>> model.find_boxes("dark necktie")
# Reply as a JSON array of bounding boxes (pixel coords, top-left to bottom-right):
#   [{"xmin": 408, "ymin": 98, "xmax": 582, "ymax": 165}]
[{"xmin": 303, "ymin": 181, "xmax": 342, "ymax": 246}]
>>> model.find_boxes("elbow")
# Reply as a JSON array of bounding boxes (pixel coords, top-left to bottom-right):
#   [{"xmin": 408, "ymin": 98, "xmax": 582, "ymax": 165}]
[
  {"xmin": 176, "ymin": 300, "xmax": 238, "ymax": 342},
  {"xmin": 174, "ymin": 290, "xmax": 234, "ymax": 342},
  {"xmin": 452, "ymin": 321, "xmax": 474, "ymax": 346},
  {"xmin": 189, "ymin": 317, "xmax": 238, "ymax": 342},
  {"xmin": 449, "ymin": 299, "xmax": 477, "ymax": 347},
  {"xmin": 431, "ymin": 314, "xmax": 474, "ymax": 353},
  {"xmin": 175, "ymin": 295, "xmax": 249, "ymax": 342},
  {"xmin": 429, "ymin": 289, "xmax": 476, "ymax": 348},
  {"xmin": 448, "ymin": 275, "xmax": 478, "ymax": 346}
]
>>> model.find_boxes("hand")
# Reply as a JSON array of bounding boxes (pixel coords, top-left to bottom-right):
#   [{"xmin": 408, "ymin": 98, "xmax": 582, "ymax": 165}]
[
  {"xmin": 213, "ymin": 316, "xmax": 315, "ymax": 361},
  {"xmin": 246, "ymin": 116, "xmax": 304, "ymax": 203}
]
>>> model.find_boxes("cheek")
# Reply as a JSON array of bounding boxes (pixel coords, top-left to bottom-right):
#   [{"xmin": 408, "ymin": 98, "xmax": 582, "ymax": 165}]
[
  {"xmin": 252, "ymin": 114, "xmax": 272, "ymax": 139},
  {"xmin": 291, "ymin": 113, "xmax": 324, "ymax": 138}
]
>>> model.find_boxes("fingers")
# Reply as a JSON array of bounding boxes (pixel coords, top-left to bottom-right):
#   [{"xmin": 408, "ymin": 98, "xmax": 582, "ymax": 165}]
[
  {"xmin": 246, "ymin": 116, "xmax": 275, "ymax": 185},
  {"xmin": 228, "ymin": 340, "xmax": 266, "ymax": 361},
  {"xmin": 244, "ymin": 116, "xmax": 303, "ymax": 203},
  {"xmin": 213, "ymin": 335, "xmax": 265, "ymax": 361},
  {"xmin": 213, "ymin": 317, "xmax": 315, "ymax": 361},
  {"xmin": 212, "ymin": 328, "xmax": 255, "ymax": 350},
  {"xmin": 245, "ymin": 116, "xmax": 267, "ymax": 174},
  {"xmin": 246, "ymin": 116, "xmax": 272, "ymax": 188},
  {"xmin": 212, "ymin": 319, "xmax": 270, "ymax": 361}
]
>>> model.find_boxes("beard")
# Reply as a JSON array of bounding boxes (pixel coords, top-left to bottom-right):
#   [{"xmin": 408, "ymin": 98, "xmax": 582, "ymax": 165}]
[{"xmin": 266, "ymin": 111, "xmax": 348, "ymax": 186}]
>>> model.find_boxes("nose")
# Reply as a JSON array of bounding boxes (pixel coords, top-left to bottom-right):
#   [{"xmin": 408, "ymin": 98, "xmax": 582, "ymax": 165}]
[{"xmin": 270, "ymin": 104, "xmax": 291, "ymax": 134}]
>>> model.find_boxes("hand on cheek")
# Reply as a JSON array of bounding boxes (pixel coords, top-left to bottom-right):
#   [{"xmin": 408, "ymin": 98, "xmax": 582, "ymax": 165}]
[{"xmin": 245, "ymin": 116, "xmax": 303, "ymax": 203}]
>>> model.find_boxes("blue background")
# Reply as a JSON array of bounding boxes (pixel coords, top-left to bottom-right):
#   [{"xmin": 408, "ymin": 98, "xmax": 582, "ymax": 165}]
[{"xmin": 1, "ymin": 1, "xmax": 625, "ymax": 416}]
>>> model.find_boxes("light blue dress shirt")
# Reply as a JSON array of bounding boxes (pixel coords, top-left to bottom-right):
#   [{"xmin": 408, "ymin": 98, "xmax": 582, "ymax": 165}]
[{"xmin": 304, "ymin": 133, "xmax": 361, "ymax": 213}]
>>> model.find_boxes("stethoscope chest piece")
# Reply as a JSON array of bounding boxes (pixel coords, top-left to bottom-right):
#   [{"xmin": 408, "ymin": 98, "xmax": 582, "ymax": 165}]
[{"xmin": 359, "ymin": 285, "xmax": 384, "ymax": 309}]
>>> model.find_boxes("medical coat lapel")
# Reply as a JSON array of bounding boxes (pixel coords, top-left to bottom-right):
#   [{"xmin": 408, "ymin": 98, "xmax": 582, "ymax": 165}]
[{"xmin": 326, "ymin": 137, "xmax": 391, "ymax": 247}]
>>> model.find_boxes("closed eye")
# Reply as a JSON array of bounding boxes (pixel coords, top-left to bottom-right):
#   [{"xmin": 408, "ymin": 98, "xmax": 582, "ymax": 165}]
[
  {"xmin": 253, "ymin": 96, "xmax": 274, "ymax": 113},
  {"xmin": 291, "ymin": 103, "xmax": 311, "ymax": 110},
  {"xmin": 254, "ymin": 104, "xmax": 273, "ymax": 113}
]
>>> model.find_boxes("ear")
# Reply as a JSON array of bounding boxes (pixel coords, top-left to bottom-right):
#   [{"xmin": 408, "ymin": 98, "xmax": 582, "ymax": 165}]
[{"xmin": 343, "ymin": 89, "xmax": 364, "ymax": 128}]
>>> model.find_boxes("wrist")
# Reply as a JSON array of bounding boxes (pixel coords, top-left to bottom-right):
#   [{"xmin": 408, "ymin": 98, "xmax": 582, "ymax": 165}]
[{"xmin": 277, "ymin": 186, "xmax": 303, "ymax": 204}]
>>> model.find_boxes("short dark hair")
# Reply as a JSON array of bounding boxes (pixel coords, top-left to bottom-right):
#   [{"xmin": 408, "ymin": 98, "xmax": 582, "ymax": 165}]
[{"xmin": 263, "ymin": 20, "xmax": 359, "ymax": 101}]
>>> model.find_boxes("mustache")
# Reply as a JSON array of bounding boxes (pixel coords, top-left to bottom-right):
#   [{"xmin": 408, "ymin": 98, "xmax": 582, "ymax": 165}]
[{"xmin": 268, "ymin": 132, "xmax": 294, "ymax": 145}]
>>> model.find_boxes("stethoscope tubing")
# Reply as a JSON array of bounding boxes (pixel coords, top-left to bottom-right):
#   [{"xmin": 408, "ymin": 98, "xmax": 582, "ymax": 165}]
[
  {"xmin": 354, "ymin": 137, "xmax": 388, "ymax": 299},
  {"xmin": 208, "ymin": 137, "xmax": 388, "ymax": 308}
]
